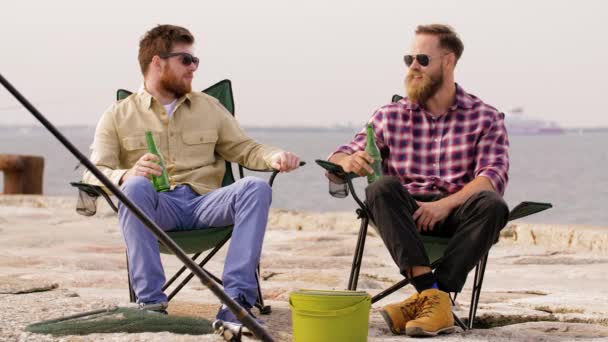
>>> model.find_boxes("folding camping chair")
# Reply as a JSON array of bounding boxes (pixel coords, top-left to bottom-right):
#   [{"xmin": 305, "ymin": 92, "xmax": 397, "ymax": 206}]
[
  {"xmin": 316, "ymin": 95, "xmax": 552, "ymax": 330},
  {"xmin": 71, "ymin": 79, "xmax": 295, "ymax": 314}
]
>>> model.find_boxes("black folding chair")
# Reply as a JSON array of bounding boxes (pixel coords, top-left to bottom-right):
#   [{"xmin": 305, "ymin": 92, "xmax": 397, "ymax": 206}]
[
  {"xmin": 316, "ymin": 156, "xmax": 551, "ymax": 330},
  {"xmin": 71, "ymin": 80, "xmax": 304, "ymax": 314}
]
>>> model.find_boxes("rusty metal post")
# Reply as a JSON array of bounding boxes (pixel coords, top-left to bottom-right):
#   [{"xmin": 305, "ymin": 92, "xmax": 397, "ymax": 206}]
[{"xmin": 0, "ymin": 154, "xmax": 44, "ymax": 194}]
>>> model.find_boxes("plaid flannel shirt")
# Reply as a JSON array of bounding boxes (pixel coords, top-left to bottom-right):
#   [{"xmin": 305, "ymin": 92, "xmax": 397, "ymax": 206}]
[{"xmin": 331, "ymin": 84, "xmax": 509, "ymax": 197}]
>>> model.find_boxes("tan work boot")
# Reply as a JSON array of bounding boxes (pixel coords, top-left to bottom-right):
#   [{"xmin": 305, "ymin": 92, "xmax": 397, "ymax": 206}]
[
  {"xmin": 379, "ymin": 292, "xmax": 419, "ymax": 334},
  {"xmin": 405, "ymin": 288, "xmax": 455, "ymax": 337}
]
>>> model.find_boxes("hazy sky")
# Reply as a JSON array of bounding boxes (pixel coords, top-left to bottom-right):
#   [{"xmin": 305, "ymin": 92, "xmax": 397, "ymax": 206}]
[{"xmin": 1, "ymin": 0, "xmax": 606, "ymax": 128}]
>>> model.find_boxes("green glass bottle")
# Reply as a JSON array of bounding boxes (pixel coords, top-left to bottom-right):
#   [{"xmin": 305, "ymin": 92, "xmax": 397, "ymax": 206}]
[
  {"xmin": 365, "ymin": 123, "xmax": 383, "ymax": 184},
  {"xmin": 145, "ymin": 131, "xmax": 170, "ymax": 192}
]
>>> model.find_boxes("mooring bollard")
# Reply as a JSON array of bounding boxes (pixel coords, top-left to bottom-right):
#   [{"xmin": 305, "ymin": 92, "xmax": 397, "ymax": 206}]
[{"xmin": 0, "ymin": 154, "xmax": 44, "ymax": 194}]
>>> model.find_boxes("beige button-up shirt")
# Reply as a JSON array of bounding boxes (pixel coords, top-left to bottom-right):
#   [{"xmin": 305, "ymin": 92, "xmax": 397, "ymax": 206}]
[{"xmin": 83, "ymin": 89, "xmax": 282, "ymax": 195}]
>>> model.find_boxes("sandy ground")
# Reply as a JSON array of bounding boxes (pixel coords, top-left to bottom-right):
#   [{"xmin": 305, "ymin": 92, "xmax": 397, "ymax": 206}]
[{"xmin": 1, "ymin": 195, "xmax": 608, "ymax": 341}]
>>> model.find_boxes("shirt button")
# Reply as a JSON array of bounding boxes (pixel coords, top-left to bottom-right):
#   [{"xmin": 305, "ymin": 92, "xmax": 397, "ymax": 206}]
[
  {"xmin": 170, "ymin": 132, "xmax": 174, "ymax": 137},
  {"xmin": 434, "ymin": 138, "xmax": 438, "ymax": 142}
]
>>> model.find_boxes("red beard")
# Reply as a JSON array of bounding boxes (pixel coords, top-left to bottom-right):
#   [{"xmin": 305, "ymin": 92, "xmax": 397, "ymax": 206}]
[{"xmin": 160, "ymin": 64, "xmax": 192, "ymax": 98}]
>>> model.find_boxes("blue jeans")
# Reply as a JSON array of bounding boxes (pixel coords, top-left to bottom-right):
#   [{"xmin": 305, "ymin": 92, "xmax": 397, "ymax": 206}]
[{"xmin": 118, "ymin": 176, "xmax": 271, "ymax": 307}]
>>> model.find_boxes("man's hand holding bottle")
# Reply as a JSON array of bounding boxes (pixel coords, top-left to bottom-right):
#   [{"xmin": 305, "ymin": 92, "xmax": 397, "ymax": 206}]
[
  {"xmin": 121, "ymin": 153, "xmax": 162, "ymax": 184},
  {"xmin": 337, "ymin": 151, "xmax": 375, "ymax": 176}
]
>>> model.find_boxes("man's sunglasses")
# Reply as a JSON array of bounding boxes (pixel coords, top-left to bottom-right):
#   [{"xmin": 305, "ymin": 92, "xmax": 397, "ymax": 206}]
[
  {"xmin": 403, "ymin": 54, "xmax": 434, "ymax": 67},
  {"xmin": 159, "ymin": 52, "xmax": 199, "ymax": 67}
]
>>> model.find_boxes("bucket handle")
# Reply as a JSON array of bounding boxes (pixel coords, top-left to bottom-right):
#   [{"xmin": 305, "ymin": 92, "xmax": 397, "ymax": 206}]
[{"xmin": 289, "ymin": 298, "xmax": 369, "ymax": 317}]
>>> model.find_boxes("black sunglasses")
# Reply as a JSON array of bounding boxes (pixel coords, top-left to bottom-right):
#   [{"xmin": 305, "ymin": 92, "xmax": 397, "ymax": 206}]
[
  {"xmin": 159, "ymin": 52, "xmax": 199, "ymax": 67},
  {"xmin": 403, "ymin": 54, "xmax": 432, "ymax": 67}
]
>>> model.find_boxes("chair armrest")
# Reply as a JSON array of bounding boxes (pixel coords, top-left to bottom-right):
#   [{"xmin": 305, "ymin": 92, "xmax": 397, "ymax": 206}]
[
  {"xmin": 508, "ymin": 201, "xmax": 552, "ymax": 221},
  {"xmin": 241, "ymin": 161, "xmax": 307, "ymax": 173},
  {"xmin": 315, "ymin": 159, "xmax": 368, "ymax": 212},
  {"xmin": 240, "ymin": 166, "xmax": 277, "ymax": 173},
  {"xmin": 237, "ymin": 161, "xmax": 306, "ymax": 187},
  {"xmin": 315, "ymin": 159, "xmax": 359, "ymax": 180},
  {"xmin": 70, "ymin": 181, "xmax": 119, "ymax": 214},
  {"xmin": 70, "ymin": 181, "xmax": 103, "ymax": 197},
  {"xmin": 268, "ymin": 161, "xmax": 306, "ymax": 187}
]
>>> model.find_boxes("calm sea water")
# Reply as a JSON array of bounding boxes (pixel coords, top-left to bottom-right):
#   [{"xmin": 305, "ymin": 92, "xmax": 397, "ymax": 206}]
[{"xmin": 1, "ymin": 126, "xmax": 606, "ymax": 226}]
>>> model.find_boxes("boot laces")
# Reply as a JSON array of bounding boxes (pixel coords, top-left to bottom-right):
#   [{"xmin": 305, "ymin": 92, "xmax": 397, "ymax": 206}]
[
  {"xmin": 415, "ymin": 294, "xmax": 441, "ymax": 318},
  {"xmin": 399, "ymin": 296, "xmax": 420, "ymax": 318}
]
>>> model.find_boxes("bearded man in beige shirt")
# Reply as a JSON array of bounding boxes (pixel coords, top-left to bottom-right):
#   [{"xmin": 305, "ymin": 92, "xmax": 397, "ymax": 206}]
[{"xmin": 84, "ymin": 24, "xmax": 300, "ymax": 330}]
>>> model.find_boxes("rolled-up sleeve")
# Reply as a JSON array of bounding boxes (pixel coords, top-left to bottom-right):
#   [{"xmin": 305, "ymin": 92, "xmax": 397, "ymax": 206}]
[
  {"xmin": 333, "ymin": 132, "xmax": 366, "ymax": 157},
  {"xmin": 325, "ymin": 110, "xmax": 387, "ymax": 197},
  {"xmin": 474, "ymin": 112, "xmax": 509, "ymax": 195},
  {"xmin": 329, "ymin": 109, "xmax": 386, "ymax": 159}
]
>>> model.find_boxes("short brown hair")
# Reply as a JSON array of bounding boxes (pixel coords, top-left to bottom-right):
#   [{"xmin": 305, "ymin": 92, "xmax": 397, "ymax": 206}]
[
  {"xmin": 138, "ymin": 25, "xmax": 195, "ymax": 75},
  {"xmin": 415, "ymin": 24, "xmax": 464, "ymax": 62}
]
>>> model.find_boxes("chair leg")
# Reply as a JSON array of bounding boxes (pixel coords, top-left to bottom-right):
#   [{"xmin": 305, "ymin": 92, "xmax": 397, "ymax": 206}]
[
  {"xmin": 167, "ymin": 266, "xmax": 224, "ymax": 301},
  {"xmin": 468, "ymin": 253, "xmax": 489, "ymax": 329},
  {"xmin": 369, "ymin": 255, "xmax": 446, "ymax": 304},
  {"xmin": 449, "ymin": 292, "xmax": 468, "ymax": 331},
  {"xmin": 371, "ymin": 278, "xmax": 410, "ymax": 304},
  {"xmin": 453, "ymin": 311, "xmax": 467, "ymax": 331},
  {"xmin": 125, "ymin": 251, "xmax": 136, "ymax": 303},
  {"xmin": 203, "ymin": 269, "xmax": 223, "ymax": 284},
  {"xmin": 165, "ymin": 234, "xmax": 231, "ymax": 301},
  {"xmin": 348, "ymin": 210, "xmax": 369, "ymax": 291},
  {"xmin": 449, "ymin": 292, "xmax": 457, "ymax": 306},
  {"xmin": 467, "ymin": 261, "xmax": 481, "ymax": 328},
  {"xmin": 254, "ymin": 266, "xmax": 271, "ymax": 315},
  {"xmin": 163, "ymin": 252, "xmax": 202, "ymax": 290}
]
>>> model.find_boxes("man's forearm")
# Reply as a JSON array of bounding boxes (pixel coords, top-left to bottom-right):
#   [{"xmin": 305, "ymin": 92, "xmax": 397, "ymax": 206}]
[
  {"xmin": 438, "ymin": 176, "xmax": 496, "ymax": 210},
  {"xmin": 328, "ymin": 152, "xmax": 349, "ymax": 166}
]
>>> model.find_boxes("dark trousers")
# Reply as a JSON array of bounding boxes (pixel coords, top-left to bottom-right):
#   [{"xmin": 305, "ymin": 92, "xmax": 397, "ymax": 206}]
[{"xmin": 365, "ymin": 177, "xmax": 509, "ymax": 292}]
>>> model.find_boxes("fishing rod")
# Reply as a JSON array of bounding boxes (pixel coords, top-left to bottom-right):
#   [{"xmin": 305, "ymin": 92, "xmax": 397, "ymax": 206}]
[{"xmin": 0, "ymin": 73, "xmax": 273, "ymax": 342}]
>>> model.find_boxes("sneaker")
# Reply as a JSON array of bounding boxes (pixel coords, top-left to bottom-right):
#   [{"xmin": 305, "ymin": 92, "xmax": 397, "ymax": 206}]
[
  {"xmin": 213, "ymin": 295, "xmax": 263, "ymax": 335},
  {"xmin": 138, "ymin": 302, "xmax": 168, "ymax": 315},
  {"xmin": 405, "ymin": 288, "xmax": 455, "ymax": 337},
  {"xmin": 379, "ymin": 292, "xmax": 419, "ymax": 335}
]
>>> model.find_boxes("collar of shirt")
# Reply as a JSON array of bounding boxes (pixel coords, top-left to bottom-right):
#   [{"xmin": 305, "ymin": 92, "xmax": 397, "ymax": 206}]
[
  {"xmin": 401, "ymin": 83, "xmax": 476, "ymax": 112},
  {"xmin": 137, "ymin": 86, "xmax": 192, "ymax": 112}
]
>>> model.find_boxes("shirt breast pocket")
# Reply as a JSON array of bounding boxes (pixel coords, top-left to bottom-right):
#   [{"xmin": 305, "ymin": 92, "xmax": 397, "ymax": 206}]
[
  {"xmin": 122, "ymin": 135, "xmax": 149, "ymax": 166},
  {"xmin": 181, "ymin": 130, "xmax": 218, "ymax": 167}
]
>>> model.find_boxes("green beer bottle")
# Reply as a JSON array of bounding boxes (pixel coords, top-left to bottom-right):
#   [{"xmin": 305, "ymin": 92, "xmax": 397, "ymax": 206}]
[
  {"xmin": 145, "ymin": 131, "xmax": 170, "ymax": 192},
  {"xmin": 365, "ymin": 123, "xmax": 383, "ymax": 184}
]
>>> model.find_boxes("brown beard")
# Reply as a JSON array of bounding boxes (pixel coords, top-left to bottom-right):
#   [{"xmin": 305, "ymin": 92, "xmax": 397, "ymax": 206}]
[
  {"xmin": 406, "ymin": 69, "xmax": 443, "ymax": 105},
  {"xmin": 160, "ymin": 64, "xmax": 192, "ymax": 98}
]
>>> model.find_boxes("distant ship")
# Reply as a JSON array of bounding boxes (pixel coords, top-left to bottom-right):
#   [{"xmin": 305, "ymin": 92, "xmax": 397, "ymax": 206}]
[{"xmin": 504, "ymin": 107, "xmax": 564, "ymax": 135}]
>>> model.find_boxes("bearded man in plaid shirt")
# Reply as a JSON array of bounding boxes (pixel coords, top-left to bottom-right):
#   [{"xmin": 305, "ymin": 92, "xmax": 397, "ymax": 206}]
[{"xmin": 328, "ymin": 24, "xmax": 509, "ymax": 337}]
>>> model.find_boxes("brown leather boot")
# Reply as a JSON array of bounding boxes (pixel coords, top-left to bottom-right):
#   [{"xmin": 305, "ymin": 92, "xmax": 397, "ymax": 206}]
[
  {"xmin": 405, "ymin": 288, "xmax": 455, "ymax": 337},
  {"xmin": 379, "ymin": 292, "xmax": 419, "ymax": 335}
]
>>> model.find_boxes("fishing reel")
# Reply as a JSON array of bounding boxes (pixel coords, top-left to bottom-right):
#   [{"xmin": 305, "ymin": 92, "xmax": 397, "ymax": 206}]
[{"xmin": 213, "ymin": 320, "xmax": 243, "ymax": 342}]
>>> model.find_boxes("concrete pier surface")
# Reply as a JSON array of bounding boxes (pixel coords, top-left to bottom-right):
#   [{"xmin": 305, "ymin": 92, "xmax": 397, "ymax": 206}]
[{"xmin": 1, "ymin": 195, "xmax": 607, "ymax": 341}]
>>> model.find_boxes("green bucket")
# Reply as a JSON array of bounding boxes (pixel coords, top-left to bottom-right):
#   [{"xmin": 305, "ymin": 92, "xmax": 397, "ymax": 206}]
[{"xmin": 290, "ymin": 290, "xmax": 371, "ymax": 342}]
